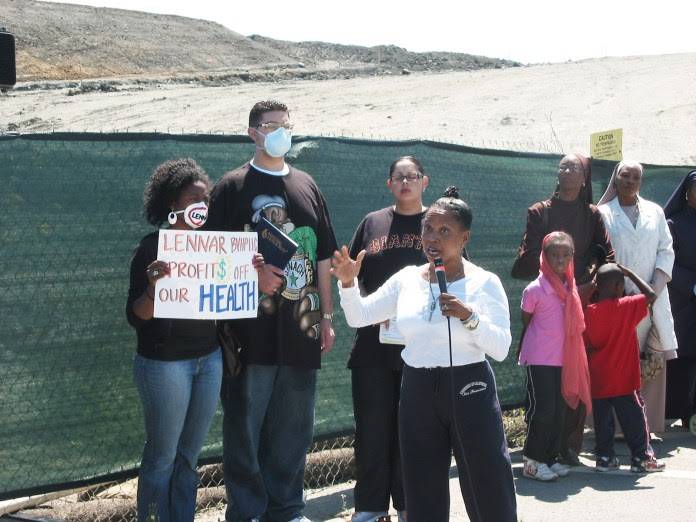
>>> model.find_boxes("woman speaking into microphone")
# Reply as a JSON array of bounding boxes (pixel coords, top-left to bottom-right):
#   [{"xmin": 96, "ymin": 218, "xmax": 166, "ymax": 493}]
[{"xmin": 332, "ymin": 187, "xmax": 517, "ymax": 522}]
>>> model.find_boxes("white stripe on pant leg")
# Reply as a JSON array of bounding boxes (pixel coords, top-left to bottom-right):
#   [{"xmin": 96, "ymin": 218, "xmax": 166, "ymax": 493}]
[
  {"xmin": 525, "ymin": 366, "xmax": 537, "ymax": 451},
  {"xmin": 633, "ymin": 390, "xmax": 653, "ymax": 458}
]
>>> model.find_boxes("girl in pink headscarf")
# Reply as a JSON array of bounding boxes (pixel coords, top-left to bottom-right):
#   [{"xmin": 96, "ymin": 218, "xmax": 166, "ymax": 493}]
[{"xmin": 519, "ymin": 231, "xmax": 592, "ymax": 481}]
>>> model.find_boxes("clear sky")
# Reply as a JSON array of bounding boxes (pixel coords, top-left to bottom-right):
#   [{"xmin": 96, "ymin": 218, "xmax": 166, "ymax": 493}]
[{"xmin": 40, "ymin": 0, "xmax": 696, "ymax": 64}]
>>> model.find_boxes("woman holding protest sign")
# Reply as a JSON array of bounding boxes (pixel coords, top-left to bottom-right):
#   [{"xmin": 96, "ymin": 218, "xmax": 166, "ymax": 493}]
[{"xmin": 126, "ymin": 158, "xmax": 221, "ymax": 522}]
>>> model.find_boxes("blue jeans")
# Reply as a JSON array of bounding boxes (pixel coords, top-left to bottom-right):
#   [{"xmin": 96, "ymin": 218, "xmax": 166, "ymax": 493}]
[
  {"xmin": 133, "ymin": 349, "xmax": 222, "ymax": 522},
  {"xmin": 221, "ymin": 364, "xmax": 317, "ymax": 522}
]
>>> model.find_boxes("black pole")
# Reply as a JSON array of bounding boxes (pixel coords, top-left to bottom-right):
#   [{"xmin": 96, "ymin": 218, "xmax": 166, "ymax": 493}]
[{"xmin": 0, "ymin": 26, "xmax": 17, "ymax": 91}]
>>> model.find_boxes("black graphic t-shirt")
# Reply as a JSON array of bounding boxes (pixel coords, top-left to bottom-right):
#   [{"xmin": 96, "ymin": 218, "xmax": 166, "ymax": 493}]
[
  {"xmin": 206, "ymin": 163, "xmax": 337, "ymax": 369},
  {"xmin": 348, "ymin": 206, "xmax": 427, "ymax": 369}
]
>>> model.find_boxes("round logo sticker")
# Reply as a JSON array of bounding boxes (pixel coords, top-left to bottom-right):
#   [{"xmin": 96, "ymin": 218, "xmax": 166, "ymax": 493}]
[{"xmin": 185, "ymin": 204, "xmax": 208, "ymax": 228}]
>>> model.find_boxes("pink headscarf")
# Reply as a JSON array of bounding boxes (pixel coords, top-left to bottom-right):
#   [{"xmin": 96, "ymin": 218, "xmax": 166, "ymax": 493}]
[{"xmin": 540, "ymin": 232, "xmax": 592, "ymax": 413}]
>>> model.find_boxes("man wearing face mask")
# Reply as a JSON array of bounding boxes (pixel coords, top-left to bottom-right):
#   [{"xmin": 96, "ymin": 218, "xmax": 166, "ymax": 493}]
[{"xmin": 206, "ymin": 100, "xmax": 338, "ymax": 522}]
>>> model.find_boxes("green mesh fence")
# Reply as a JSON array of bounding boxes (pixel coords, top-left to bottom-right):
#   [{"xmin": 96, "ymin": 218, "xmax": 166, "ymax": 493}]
[{"xmin": 1, "ymin": 133, "xmax": 692, "ymax": 502}]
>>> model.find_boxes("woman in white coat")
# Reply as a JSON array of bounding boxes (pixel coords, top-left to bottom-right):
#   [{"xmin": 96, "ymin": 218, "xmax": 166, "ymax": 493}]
[{"xmin": 598, "ymin": 161, "xmax": 678, "ymax": 433}]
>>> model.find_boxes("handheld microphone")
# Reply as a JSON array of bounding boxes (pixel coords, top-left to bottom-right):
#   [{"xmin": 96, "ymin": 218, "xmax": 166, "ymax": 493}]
[{"xmin": 434, "ymin": 258, "xmax": 447, "ymax": 295}]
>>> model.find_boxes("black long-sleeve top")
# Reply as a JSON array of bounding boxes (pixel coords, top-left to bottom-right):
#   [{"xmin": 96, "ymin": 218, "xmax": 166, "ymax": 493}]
[
  {"xmin": 126, "ymin": 232, "xmax": 218, "ymax": 361},
  {"xmin": 512, "ymin": 197, "xmax": 615, "ymax": 283}
]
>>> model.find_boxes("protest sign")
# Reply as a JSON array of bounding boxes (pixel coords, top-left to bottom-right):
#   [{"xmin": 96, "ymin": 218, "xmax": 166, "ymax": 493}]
[{"xmin": 154, "ymin": 230, "xmax": 258, "ymax": 320}]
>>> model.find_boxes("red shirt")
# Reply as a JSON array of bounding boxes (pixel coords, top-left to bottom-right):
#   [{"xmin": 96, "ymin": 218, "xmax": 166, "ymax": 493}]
[{"xmin": 584, "ymin": 295, "xmax": 648, "ymax": 399}]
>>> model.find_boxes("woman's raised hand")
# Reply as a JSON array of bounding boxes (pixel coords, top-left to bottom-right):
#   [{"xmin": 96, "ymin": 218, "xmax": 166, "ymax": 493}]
[{"xmin": 330, "ymin": 246, "xmax": 366, "ymax": 288}]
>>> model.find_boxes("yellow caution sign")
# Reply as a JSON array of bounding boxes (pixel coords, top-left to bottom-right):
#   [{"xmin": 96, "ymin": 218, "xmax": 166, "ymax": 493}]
[{"xmin": 590, "ymin": 129, "xmax": 623, "ymax": 161}]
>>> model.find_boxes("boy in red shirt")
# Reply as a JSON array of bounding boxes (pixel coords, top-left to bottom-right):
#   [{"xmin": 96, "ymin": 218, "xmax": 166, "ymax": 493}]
[{"xmin": 584, "ymin": 263, "xmax": 666, "ymax": 473}]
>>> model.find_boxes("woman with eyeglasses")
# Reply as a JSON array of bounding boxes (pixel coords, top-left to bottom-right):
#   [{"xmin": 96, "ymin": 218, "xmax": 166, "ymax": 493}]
[
  {"xmin": 334, "ymin": 186, "xmax": 517, "ymax": 522},
  {"xmin": 346, "ymin": 156, "xmax": 428, "ymax": 522},
  {"xmin": 511, "ymin": 153, "xmax": 614, "ymax": 466}
]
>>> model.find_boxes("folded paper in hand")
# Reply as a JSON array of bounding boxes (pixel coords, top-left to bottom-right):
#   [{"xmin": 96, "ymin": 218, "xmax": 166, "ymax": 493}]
[
  {"xmin": 256, "ymin": 217, "xmax": 299, "ymax": 270},
  {"xmin": 379, "ymin": 318, "xmax": 405, "ymax": 345}
]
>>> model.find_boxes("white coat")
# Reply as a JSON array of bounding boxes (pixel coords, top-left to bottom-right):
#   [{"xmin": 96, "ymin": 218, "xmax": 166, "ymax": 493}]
[{"xmin": 598, "ymin": 196, "xmax": 678, "ymax": 353}]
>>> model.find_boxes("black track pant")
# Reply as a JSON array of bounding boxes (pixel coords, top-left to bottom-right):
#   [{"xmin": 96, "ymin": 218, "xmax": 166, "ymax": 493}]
[
  {"xmin": 523, "ymin": 365, "xmax": 566, "ymax": 464},
  {"xmin": 593, "ymin": 392, "xmax": 653, "ymax": 461},
  {"xmin": 351, "ymin": 366, "xmax": 405, "ymax": 512},
  {"xmin": 399, "ymin": 362, "xmax": 517, "ymax": 522}
]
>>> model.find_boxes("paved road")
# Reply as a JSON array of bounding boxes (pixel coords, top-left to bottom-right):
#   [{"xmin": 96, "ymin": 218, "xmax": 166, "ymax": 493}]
[
  {"xmin": 4, "ymin": 427, "xmax": 693, "ymax": 521},
  {"xmin": 303, "ymin": 427, "xmax": 696, "ymax": 522}
]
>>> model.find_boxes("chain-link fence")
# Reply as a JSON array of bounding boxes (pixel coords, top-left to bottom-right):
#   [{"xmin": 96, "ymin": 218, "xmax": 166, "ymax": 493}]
[{"xmin": 1, "ymin": 133, "xmax": 692, "ymax": 520}]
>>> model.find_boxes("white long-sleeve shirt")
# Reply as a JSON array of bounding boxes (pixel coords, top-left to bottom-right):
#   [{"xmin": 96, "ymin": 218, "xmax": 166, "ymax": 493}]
[{"xmin": 338, "ymin": 260, "xmax": 512, "ymax": 368}]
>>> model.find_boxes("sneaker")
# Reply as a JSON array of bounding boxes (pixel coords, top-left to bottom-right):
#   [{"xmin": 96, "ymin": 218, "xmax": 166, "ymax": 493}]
[
  {"xmin": 595, "ymin": 456, "xmax": 620, "ymax": 472},
  {"xmin": 550, "ymin": 462, "xmax": 571, "ymax": 477},
  {"xmin": 523, "ymin": 457, "xmax": 559, "ymax": 481},
  {"xmin": 288, "ymin": 517, "xmax": 312, "ymax": 522},
  {"xmin": 351, "ymin": 512, "xmax": 389, "ymax": 522},
  {"xmin": 631, "ymin": 457, "xmax": 665, "ymax": 473}
]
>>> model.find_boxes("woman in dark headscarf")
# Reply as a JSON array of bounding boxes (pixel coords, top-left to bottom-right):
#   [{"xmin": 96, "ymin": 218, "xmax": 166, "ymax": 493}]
[
  {"xmin": 512, "ymin": 153, "xmax": 614, "ymax": 465},
  {"xmin": 512, "ymin": 153, "xmax": 614, "ymax": 284},
  {"xmin": 664, "ymin": 170, "xmax": 696, "ymax": 429}
]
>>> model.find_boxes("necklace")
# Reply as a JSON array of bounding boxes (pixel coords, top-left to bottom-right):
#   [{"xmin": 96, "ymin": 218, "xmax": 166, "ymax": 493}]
[
  {"xmin": 427, "ymin": 270, "xmax": 464, "ymax": 321},
  {"xmin": 424, "ymin": 264, "xmax": 465, "ymax": 321},
  {"xmin": 428, "ymin": 283, "xmax": 444, "ymax": 322}
]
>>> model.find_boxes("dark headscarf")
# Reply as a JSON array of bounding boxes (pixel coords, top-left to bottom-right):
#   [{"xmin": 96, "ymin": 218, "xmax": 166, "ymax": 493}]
[
  {"xmin": 576, "ymin": 153, "xmax": 593, "ymax": 204},
  {"xmin": 664, "ymin": 170, "xmax": 696, "ymax": 219}
]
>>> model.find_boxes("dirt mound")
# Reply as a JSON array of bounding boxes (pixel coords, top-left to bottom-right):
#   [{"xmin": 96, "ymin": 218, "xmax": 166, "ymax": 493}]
[
  {"xmin": 249, "ymin": 35, "xmax": 520, "ymax": 73},
  {"xmin": 1, "ymin": 0, "xmax": 519, "ymax": 82},
  {"xmin": 2, "ymin": 0, "xmax": 299, "ymax": 80}
]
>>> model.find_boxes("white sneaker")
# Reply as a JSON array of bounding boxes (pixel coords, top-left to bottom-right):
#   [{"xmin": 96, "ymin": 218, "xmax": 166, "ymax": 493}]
[
  {"xmin": 550, "ymin": 462, "xmax": 571, "ymax": 477},
  {"xmin": 523, "ymin": 457, "xmax": 559, "ymax": 481},
  {"xmin": 288, "ymin": 517, "xmax": 312, "ymax": 522}
]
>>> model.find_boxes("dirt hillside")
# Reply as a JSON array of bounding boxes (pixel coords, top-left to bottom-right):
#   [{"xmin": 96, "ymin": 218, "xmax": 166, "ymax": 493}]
[
  {"xmin": 1, "ymin": 0, "xmax": 300, "ymax": 80},
  {"xmin": 0, "ymin": 0, "xmax": 518, "ymax": 81},
  {"xmin": 3, "ymin": 52, "xmax": 695, "ymax": 165},
  {"xmin": 0, "ymin": 2, "xmax": 694, "ymax": 166}
]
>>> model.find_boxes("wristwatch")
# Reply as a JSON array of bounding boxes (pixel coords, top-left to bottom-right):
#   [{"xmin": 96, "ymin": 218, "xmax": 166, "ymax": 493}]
[
  {"xmin": 322, "ymin": 313, "xmax": 333, "ymax": 321},
  {"xmin": 460, "ymin": 311, "xmax": 479, "ymax": 330}
]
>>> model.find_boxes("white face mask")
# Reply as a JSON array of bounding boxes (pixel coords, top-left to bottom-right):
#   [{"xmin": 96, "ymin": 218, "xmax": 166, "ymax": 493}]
[
  {"xmin": 262, "ymin": 127, "xmax": 292, "ymax": 158},
  {"xmin": 168, "ymin": 201, "xmax": 208, "ymax": 229}
]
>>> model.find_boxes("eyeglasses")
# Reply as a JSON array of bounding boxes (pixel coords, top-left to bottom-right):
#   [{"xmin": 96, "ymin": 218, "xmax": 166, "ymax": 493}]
[
  {"xmin": 557, "ymin": 166, "xmax": 585, "ymax": 175},
  {"xmin": 390, "ymin": 173, "xmax": 423, "ymax": 183},
  {"xmin": 256, "ymin": 122, "xmax": 294, "ymax": 131}
]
